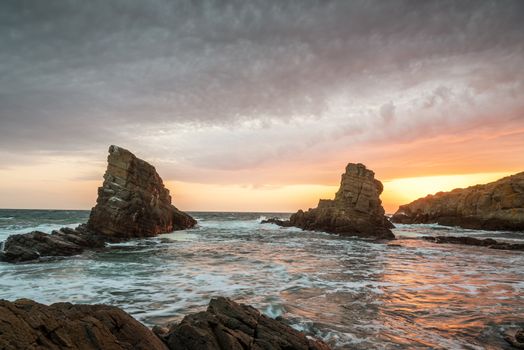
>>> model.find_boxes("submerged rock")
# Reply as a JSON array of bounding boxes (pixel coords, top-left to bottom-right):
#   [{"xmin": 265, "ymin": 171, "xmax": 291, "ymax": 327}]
[
  {"xmin": 391, "ymin": 171, "xmax": 524, "ymax": 231},
  {"xmin": 274, "ymin": 163, "xmax": 394, "ymax": 239},
  {"xmin": 261, "ymin": 218, "xmax": 293, "ymax": 227},
  {"xmin": 0, "ymin": 297, "xmax": 330, "ymax": 350},
  {"xmin": 0, "ymin": 146, "xmax": 195, "ymax": 263},
  {"xmin": 158, "ymin": 297, "xmax": 331, "ymax": 350},
  {"xmin": 422, "ymin": 235, "xmax": 524, "ymax": 251}
]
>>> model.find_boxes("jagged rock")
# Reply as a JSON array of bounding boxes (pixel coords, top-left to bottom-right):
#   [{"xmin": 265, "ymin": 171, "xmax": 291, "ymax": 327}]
[
  {"xmin": 87, "ymin": 145, "xmax": 196, "ymax": 238},
  {"xmin": 275, "ymin": 163, "xmax": 394, "ymax": 239},
  {"xmin": 0, "ymin": 298, "xmax": 168, "ymax": 350},
  {"xmin": 422, "ymin": 235, "xmax": 524, "ymax": 251},
  {"xmin": 0, "ymin": 297, "xmax": 330, "ymax": 350},
  {"xmin": 391, "ymin": 172, "xmax": 524, "ymax": 231},
  {"xmin": 504, "ymin": 328, "xmax": 524, "ymax": 349},
  {"xmin": 0, "ymin": 146, "xmax": 195, "ymax": 263},
  {"xmin": 162, "ymin": 297, "xmax": 331, "ymax": 350},
  {"xmin": 0, "ymin": 225, "xmax": 105, "ymax": 263}
]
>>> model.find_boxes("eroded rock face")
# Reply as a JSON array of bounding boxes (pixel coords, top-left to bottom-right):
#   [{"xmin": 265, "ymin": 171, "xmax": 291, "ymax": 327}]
[
  {"xmin": 0, "ymin": 298, "xmax": 168, "ymax": 350},
  {"xmin": 391, "ymin": 172, "xmax": 524, "ymax": 231},
  {"xmin": 87, "ymin": 145, "xmax": 196, "ymax": 238},
  {"xmin": 0, "ymin": 145, "xmax": 196, "ymax": 263},
  {"xmin": 280, "ymin": 163, "xmax": 394, "ymax": 239},
  {"xmin": 157, "ymin": 297, "xmax": 331, "ymax": 350},
  {"xmin": 0, "ymin": 297, "xmax": 330, "ymax": 350}
]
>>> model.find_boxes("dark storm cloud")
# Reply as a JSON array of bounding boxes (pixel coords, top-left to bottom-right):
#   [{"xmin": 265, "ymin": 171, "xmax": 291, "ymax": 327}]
[{"xmin": 0, "ymin": 0, "xmax": 523, "ymax": 157}]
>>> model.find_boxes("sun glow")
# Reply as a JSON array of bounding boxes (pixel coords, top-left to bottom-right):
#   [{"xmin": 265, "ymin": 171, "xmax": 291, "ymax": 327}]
[{"xmin": 381, "ymin": 171, "xmax": 514, "ymax": 213}]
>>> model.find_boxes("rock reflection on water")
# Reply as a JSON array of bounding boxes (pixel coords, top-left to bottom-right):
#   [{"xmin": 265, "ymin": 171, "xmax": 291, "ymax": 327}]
[{"xmin": 0, "ymin": 212, "xmax": 523, "ymax": 349}]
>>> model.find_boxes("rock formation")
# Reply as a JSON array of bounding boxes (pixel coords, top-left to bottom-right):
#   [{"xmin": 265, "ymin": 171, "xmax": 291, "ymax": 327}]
[
  {"xmin": 0, "ymin": 298, "xmax": 168, "ymax": 350},
  {"xmin": 87, "ymin": 145, "xmax": 196, "ymax": 238},
  {"xmin": 0, "ymin": 145, "xmax": 196, "ymax": 263},
  {"xmin": 155, "ymin": 297, "xmax": 330, "ymax": 350},
  {"xmin": 391, "ymin": 172, "xmax": 524, "ymax": 231},
  {"xmin": 504, "ymin": 327, "xmax": 524, "ymax": 349},
  {"xmin": 422, "ymin": 236, "xmax": 524, "ymax": 251},
  {"xmin": 0, "ymin": 297, "xmax": 331, "ymax": 350},
  {"xmin": 271, "ymin": 163, "xmax": 394, "ymax": 239}
]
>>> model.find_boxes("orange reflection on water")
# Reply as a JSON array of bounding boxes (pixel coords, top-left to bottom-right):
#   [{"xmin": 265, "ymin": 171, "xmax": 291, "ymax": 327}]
[{"xmin": 378, "ymin": 239, "xmax": 519, "ymax": 348}]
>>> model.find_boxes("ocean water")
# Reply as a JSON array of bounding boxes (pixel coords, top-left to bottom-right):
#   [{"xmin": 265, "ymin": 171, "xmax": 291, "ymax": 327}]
[{"xmin": 0, "ymin": 209, "xmax": 523, "ymax": 349}]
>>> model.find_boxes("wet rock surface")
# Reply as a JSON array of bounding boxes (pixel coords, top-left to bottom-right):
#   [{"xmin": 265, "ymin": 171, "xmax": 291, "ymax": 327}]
[
  {"xmin": 391, "ymin": 172, "xmax": 524, "ymax": 231},
  {"xmin": 272, "ymin": 163, "xmax": 394, "ymax": 239},
  {"xmin": 0, "ymin": 298, "xmax": 168, "ymax": 350},
  {"xmin": 422, "ymin": 235, "xmax": 524, "ymax": 251},
  {"xmin": 0, "ymin": 297, "xmax": 330, "ymax": 350},
  {"xmin": 504, "ymin": 327, "xmax": 524, "ymax": 349},
  {"xmin": 157, "ymin": 297, "xmax": 331, "ymax": 350},
  {"xmin": 0, "ymin": 145, "xmax": 195, "ymax": 263}
]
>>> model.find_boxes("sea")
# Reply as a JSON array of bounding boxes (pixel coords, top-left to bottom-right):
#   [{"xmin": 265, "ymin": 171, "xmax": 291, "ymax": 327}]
[{"xmin": 0, "ymin": 209, "xmax": 523, "ymax": 350}]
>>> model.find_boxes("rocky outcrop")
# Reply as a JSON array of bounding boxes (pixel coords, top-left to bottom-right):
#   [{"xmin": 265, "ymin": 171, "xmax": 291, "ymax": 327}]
[
  {"xmin": 155, "ymin": 297, "xmax": 331, "ymax": 350},
  {"xmin": 422, "ymin": 236, "xmax": 524, "ymax": 251},
  {"xmin": 0, "ymin": 298, "xmax": 168, "ymax": 350},
  {"xmin": 0, "ymin": 145, "xmax": 195, "ymax": 263},
  {"xmin": 0, "ymin": 225, "xmax": 105, "ymax": 263},
  {"xmin": 391, "ymin": 172, "xmax": 524, "ymax": 231},
  {"xmin": 0, "ymin": 297, "xmax": 330, "ymax": 350},
  {"xmin": 87, "ymin": 145, "xmax": 196, "ymax": 238},
  {"xmin": 273, "ymin": 163, "xmax": 394, "ymax": 239},
  {"xmin": 505, "ymin": 328, "xmax": 524, "ymax": 349}
]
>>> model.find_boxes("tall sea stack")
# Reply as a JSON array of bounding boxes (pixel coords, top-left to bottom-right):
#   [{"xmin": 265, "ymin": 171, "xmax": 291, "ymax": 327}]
[
  {"xmin": 0, "ymin": 145, "xmax": 196, "ymax": 263},
  {"xmin": 279, "ymin": 163, "xmax": 394, "ymax": 239},
  {"xmin": 87, "ymin": 145, "xmax": 196, "ymax": 238}
]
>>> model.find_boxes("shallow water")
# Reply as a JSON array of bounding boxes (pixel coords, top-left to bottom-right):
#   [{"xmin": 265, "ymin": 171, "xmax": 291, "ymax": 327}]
[{"xmin": 0, "ymin": 209, "xmax": 523, "ymax": 349}]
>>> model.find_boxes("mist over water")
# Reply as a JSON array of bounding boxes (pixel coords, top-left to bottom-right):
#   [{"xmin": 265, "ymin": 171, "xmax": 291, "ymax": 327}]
[{"xmin": 0, "ymin": 210, "xmax": 523, "ymax": 349}]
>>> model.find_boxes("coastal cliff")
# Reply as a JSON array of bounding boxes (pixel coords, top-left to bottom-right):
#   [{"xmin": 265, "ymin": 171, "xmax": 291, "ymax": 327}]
[
  {"xmin": 0, "ymin": 146, "xmax": 196, "ymax": 263},
  {"xmin": 269, "ymin": 163, "xmax": 394, "ymax": 239},
  {"xmin": 391, "ymin": 172, "xmax": 524, "ymax": 231},
  {"xmin": 0, "ymin": 297, "xmax": 330, "ymax": 350}
]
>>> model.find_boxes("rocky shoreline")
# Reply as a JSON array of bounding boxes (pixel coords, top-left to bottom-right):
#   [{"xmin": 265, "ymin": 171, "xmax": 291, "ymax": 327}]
[
  {"xmin": 0, "ymin": 297, "xmax": 330, "ymax": 350},
  {"xmin": 391, "ymin": 171, "xmax": 524, "ymax": 231}
]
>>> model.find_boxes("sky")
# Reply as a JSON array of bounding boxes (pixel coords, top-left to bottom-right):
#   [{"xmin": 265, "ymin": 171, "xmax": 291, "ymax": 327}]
[{"xmin": 0, "ymin": 0, "xmax": 523, "ymax": 213}]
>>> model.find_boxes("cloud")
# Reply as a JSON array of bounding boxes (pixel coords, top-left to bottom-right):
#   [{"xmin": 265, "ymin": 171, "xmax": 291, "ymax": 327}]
[
  {"xmin": 0, "ymin": 0, "xmax": 523, "ymax": 189},
  {"xmin": 380, "ymin": 102, "xmax": 395, "ymax": 124}
]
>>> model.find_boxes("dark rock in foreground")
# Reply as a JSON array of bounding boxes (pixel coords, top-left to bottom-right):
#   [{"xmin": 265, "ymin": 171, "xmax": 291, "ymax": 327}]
[
  {"xmin": 504, "ymin": 327, "xmax": 524, "ymax": 349},
  {"xmin": 156, "ymin": 297, "xmax": 330, "ymax": 350},
  {"xmin": 0, "ymin": 297, "xmax": 330, "ymax": 350},
  {"xmin": 272, "ymin": 163, "xmax": 394, "ymax": 239},
  {"xmin": 0, "ymin": 145, "xmax": 196, "ymax": 263},
  {"xmin": 0, "ymin": 298, "xmax": 168, "ymax": 350},
  {"xmin": 422, "ymin": 235, "xmax": 524, "ymax": 251},
  {"xmin": 391, "ymin": 172, "xmax": 524, "ymax": 231}
]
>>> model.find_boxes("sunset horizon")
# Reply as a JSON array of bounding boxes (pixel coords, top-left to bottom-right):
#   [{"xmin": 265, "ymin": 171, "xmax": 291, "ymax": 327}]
[{"xmin": 1, "ymin": 1, "xmax": 523, "ymax": 349}]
